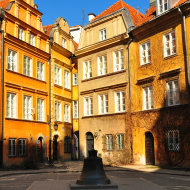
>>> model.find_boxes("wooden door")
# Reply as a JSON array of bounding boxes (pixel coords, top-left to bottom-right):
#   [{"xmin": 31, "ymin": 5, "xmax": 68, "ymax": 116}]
[
  {"xmin": 86, "ymin": 132, "xmax": 94, "ymax": 157},
  {"xmin": 53, "ymin": 136, "xmax": 57, "ymax": 161},
  {"xmin": 145, "ymin": 132, "xmax": 155, "ymax": 165}
]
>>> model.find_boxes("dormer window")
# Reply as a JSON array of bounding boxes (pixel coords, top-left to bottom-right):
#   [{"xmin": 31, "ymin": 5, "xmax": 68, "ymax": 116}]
[
  {"xmin": 158, "ymin": 0, "xmax": 168, "ymax": 14},
  {"xmin": 100, "ymin": 29, "xmax": 106, "ymax": 41}
]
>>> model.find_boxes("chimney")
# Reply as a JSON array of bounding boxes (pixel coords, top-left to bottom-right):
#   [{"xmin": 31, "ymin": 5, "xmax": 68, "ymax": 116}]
[
  {"xmin": 150, "ymin": 0, "xmax": 156, "ymax": 7},
  {"xmin": 137, "ymin": 7, "xmax": 139, "ymax": 15},
  {"xmin": 88, "ymin": 13, "xmax": 96, "ymax": 22}
]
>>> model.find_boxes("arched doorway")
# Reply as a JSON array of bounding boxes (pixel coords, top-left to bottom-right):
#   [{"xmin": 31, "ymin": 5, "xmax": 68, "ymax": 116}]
[
  {"xmin": 37, "ymin": 137, "xmax": 43, "ymax": 162},
  {"xmin": 145, "ymin": 132, "xmax": 155, "ymax": 165},
  {"xmin": 73, "ymin": 131, "xmax": 79, "ymax": 160},
  {"xmin": 86, "ymin": 132, "xmax": 94, "ymax": 157},
  {"xmin": 53, "ymin": 135, "xmax": 58, "ymax": 161}
]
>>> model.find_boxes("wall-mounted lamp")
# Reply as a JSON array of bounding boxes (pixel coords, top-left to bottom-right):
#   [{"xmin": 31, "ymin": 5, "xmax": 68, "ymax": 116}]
[{"xmin": 54, "ymin": 122, "xmax": 58, "ymax": 131}]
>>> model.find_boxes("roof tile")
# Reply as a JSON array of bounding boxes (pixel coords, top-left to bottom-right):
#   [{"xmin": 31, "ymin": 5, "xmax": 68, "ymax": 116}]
[
  {"xmin": 0, "ymin": 0, "xmax": 10, "ymax": 9},
  {"xmin": 43, "ymin": 24, "xmax": 54, "ymax": 36}
]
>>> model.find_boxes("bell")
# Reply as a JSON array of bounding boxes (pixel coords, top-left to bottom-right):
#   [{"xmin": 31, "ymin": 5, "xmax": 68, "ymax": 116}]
[{"xmin": 76, "ymin": 148, "xmax": 111, "ymax": 185}]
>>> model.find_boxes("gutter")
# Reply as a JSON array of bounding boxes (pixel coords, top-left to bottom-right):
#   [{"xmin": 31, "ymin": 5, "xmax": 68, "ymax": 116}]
[
  {"xmin": 178, "ymin": 6, "xmax": 190, "ymax": 110},
  {"xmin": 0, "ymin": 8, "xmax": 4, "ymax": 168}
]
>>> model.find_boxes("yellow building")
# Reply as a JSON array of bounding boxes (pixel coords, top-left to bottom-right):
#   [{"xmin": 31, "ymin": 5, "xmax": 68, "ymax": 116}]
[
  {"xmin": 130, "ymin": 0, "xmax": 190, "ymax": 166},
  {"xmin": 44, "ymin": 17, "xmax": 76, "ymax": 161},
  {"xmin": 0, "ymin": 0, "xmax": 50, "ymax": 167}
]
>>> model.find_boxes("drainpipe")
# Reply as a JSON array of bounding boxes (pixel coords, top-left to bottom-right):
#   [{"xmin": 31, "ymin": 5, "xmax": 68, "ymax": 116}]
[
  {"xmin": 0, "ymin": 9, "xmax": 4, "ymax": 168},
  {"xmin": 178, "ymin": 7, "xmax": 190, "ymax": 110},
  {"xmin": 126, "ymin": 33, "xmax": 133, "ymax": 163}
]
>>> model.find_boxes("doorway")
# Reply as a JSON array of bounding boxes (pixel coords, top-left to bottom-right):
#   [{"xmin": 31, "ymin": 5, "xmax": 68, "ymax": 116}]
[
  {"xmin": 37, "ymin": 137, "xmax": 43, "ymax": 162},
  {"xmin": 86, "ymin": 132, "xmax": 94, "ymax": 157},
  {"xmin": 145, "ymin": 132, "xmax": 155, "ymax": 165},
  {"xmin": 73, "ymin": 132, "xmax": 79, "ymax": 160},
  {"xmin": 53, "ymin": 135, "xmax": 58, "ymax": 161}
]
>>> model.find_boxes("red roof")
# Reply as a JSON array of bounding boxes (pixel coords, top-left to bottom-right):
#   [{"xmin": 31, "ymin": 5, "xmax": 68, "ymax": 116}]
[
  {"xmin": 73, "ymin": 40, "xmax": 78, "ymax": 51},
  {"xmin": 174, "ymin": 0, "xmax": 188, "ymax": 7},
  {"xmin": 43, "ymin": 24, "xmax": 54, "ymax": 36},
  {"xmin": 0, "ymin": 0, "xmax": 10, "ymax": 9},
  {"xmin": 90, "ymin": 0, "xmax": 144, "ymax": 26}
]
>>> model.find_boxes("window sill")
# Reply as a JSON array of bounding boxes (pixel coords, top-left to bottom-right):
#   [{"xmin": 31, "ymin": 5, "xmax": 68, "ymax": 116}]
[
  {"xmin": 64, "ymin": 121, "xmax": 72, "ymax": 124},
  {"xmin": 54, "ymin": 84, "xmax": 63, "ymax": 89},
  {"xmin": 82, "ymin": 69, "xmax": 126, "ymax": 83},
  {"xmin": 140, "ymin": 62, "xmax": 151, "ymax": 68},
  {"xmin": 6, "ymin": 70, "xmax": 47, "ymax": 83},
  {"xmin": 164, "ymin": 53, "xmax": 177, "ymax": 60},
  {"xmin": 82, "ymin": 112, "xmax": 127, "ymax": 119},
  {"xmin": 5, "ymin": 117, "xmax": 48, "ymax": 124},
  {"xmin": 64, "ymin": 88, "xmax": 71, "ymax": 92},
  {"xmin": 8, "ymin": 156, "xmax": 17, "ymax": 158}
]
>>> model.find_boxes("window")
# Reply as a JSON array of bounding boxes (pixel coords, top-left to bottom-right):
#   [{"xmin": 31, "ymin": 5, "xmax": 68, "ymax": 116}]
[
  {"xmin": 73, "ymin": 101, "xmax": 78, "ymax": 118},
  {"xmin": 168, "ymin": 130, "xmax": 179, "ymax": 151},
  {"xmin": 115, "ymin": 91, "xmax": 125, "ymax": 112},
  {"xmin": 64, "ymin": 70, "xmax": 70, "ymax": 89},
  {"xmin": 99, "ymin": 94, "xmax": 108, "ymax": 114},
  {"xmin": 84, "ymin": 97, "xmax": 93, "ymax": 116},
  {"xmin": 140, "ymin": 42, "xmax": 151, "ymax": 65},
  {"xmin": 37, "ymin": 62, "xmax": 44, "ymax": 81},
  {"xmin": 9, "ymin": 139, "xmax": 16, "ymax": 157},
  {"xmin": 23, "ymin": 95, "xmax": 32, "ymax": 120},
  {"xmin": 163, "ymin": 31, "xmax": 176, "ymax": 57},
  {"xmin": 64, "ymin": 136, "xmax": 71, "ymax": 153},
  {"xmin": 158, "ymin": 0, "xmax": 168, "ymax": 14},
  {"xmin": 114, "ymin": 50, "xmax": 124, "ymax": 71},
  {"xmin": 116, "ymin": 134, "xmax": 124, "ymax": 150},
  {"xmin": 37, "ymin": 99, "xmax": 44, "ymax": 121},
  {"xmin": 64, "ymin": 104, "xmax": 70, "ymax": 122},
  {"xmin": 98, "ymin": 55, "xmax": 107, "ymax": 75},
  {"xmin": 24, "ymin": 56, "xmax": 32, "ymax": 77},
  {"xmin": 55, "ymin": 101, "xmax": 61, "ymax": 121},
  {"xmin": 167, "ymin": 80, "xmax": 180, "ymax": 106},
  {"xmin": 18, "ymin": 139, "xmax": 26, "ymax": 157},
  {"xmin": 30, "ymin": 34, "xmax": 35, "ymax": 46},
  {"xmin": 100, "ymin": 29, "xmax": 106, "ymax": 41},
  {"xmin": 73, "ymin": 73, "xmax": 78, "ymax": 85},
  {"xmin": 18, "ymin": 28, "xmax": 24, "ymax": 41},
  {"xmin": 8, "ymin": 49, "xmax": 17, "ymax": 71},
  {"xmin": 83, "ymin": 60, "xmax": 92, "ymax": 79},
  {"xmin": 143, "ymin": 86, "xmax": 153, "ymax": 110},
  {"xmin": 54, "ymin": 65, "xmax": 62, "ymax": 86},
  {"xmin": 62, "ymin": 38, "xmax": 66, "ymax": 48},
  {"xmin": 106, "ymin": 135, "xmax": 113, "ymax": 151},
  {"xmin": 7, "ymin": 92, "xmax": 16, "ymax": 118}
]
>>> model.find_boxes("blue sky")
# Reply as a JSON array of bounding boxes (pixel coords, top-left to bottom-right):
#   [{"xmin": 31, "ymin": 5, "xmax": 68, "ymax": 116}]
[{"xmin": 34, "ymin": 0, "xmax": 150, "ymax": 27}]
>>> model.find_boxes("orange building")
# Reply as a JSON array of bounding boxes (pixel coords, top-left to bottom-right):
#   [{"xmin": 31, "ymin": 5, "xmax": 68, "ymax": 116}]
[{"xmin": 0, "ymin": 0, "xmax": 50, "ymax": 167}]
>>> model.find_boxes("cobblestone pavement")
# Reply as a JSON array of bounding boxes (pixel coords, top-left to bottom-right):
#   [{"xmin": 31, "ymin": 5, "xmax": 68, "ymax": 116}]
[{"xmin": 0, "ymin": 161, "xmax": 190, "ymax": 190}]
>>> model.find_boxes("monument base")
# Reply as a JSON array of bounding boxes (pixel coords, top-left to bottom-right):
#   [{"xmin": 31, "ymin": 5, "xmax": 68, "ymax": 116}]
[{"xmin": 70, "ymin": 181, "xmax": 118, "ymax": 189}]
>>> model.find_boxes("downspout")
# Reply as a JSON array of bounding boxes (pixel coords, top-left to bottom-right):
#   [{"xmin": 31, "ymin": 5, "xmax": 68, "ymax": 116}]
[
  {"xmin": 178, "ymin": 7, "xmax": 190, "ymax": 110},
  {"xmin": 70, "ymin": 55, "xmax": 73, "ymax": 160},
  {"xmin": 0, "ymin": 9, "xmax": 4, "ymax": 168},
  {"xmin": 126, "ymin": 32, "xmax": 133, "ymax": 163}
]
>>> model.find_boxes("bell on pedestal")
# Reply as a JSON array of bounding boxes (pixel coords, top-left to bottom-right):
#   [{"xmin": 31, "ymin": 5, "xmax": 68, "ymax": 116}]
[{"xmin": 76, "ymin": 148, "xmax": 111, "ymax": 185}]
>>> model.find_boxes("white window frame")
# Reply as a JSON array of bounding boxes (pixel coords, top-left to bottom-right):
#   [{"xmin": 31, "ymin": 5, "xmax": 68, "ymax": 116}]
[
  {"xmin": 64, "ymin": 104, "xmax": 70, "ymax": 122},
  {"xmin": 18, "ymin": 28, "xmax": 24, "ymax": 41},
  {"xmin": 106, "ymin": 135, "xmax": 113, "ymax": 151},
  {"xmin": 30, "ymin": 34, "xmax": 35, "ymax": 46},
  {"xmin": 98, "ymin": 55, "xmax": 107, "ymax": 76},
  {"xmin": 167, "ymin": 80, "xmax": 180, "ymax": 106},
  {"xmin": 84, "ymin": 97, "xmax": 93, "ymax": 116},
  {"xmin": 54, "ymin": 65, "xmax": 62, "ymax": 86},
  {"xmin": 64, "ymin": 70, "xmax": 70, "ymax": 89},
  {"xmin": 140, "ymin": 41, "xmax": 151, "ymax": 65},
  {"xmin": 163, "ymin": 31, "xmax": 176, "ymax": 58},
  {"xmin": 37, "ymin": 99, "xmax": 44, "ymax": 121},
  {"xmin": 158, "ymin": 0, "xmax": 169, "ymax": 14},
  {"xmin": 24, "ymin": 56, "xmax": 32, "ymax": 77},
  {"xmin": 100, "ymin": 29, "xmax": 106, "ymax": 41},
  {"xmin": 23, "ymin": 95, "xmax": 32, "ymax": 120},
  {"xmin": 73, "ymin": 100, "xmax": 78, "ymax": 119},
  {"xmin": 115, "ymin": 91, "xmax": 125, "ymax": 112},
  {"xmin": 168, "ymin": 130, "xmax": 179, "ymax": 151},
  {"xmin": 143, "ymin": 86, "xmax": 153, "ymax": 110},
  {"xmin": 18, "ymin": 139, "xmax": 26, "ymax": 157},
  {"xmin": 7, "ymin": 92, "xmax": 16, "ymax": 118},
  {"xmin": 9, "ymin": 138, "xmax": 16, "ymax": 157},
  {"xmin": 114, "ymin": 49, "xmax": 124, "ymax": 71},
  {"xmin": 83, "ymin": 60, "xmax": 92, "ymax": 79},
  {"xmin": 55, "ymin": 101, "xmax": 61, "ymax": 121},
  {"xmin": 99, "ymin": 94, "xmax": 108, "ymax": 114},
  {"xmin": 62, "ymin": 38, "xmax": 66, "ymax": 48},
  {"xmin": 73, "ymin": 73, "xmax": 78, "ymax": 85},
  {"xmin": 8, "ymin": 49, "xmax": 17, "ymax": 72},
  {"xmin": 37, "ymin": 62, "xmax": 44, "ymax": 81},
  {"xmin": 116, "ymin": 134, "xmax": 124, "ymax": 150}
]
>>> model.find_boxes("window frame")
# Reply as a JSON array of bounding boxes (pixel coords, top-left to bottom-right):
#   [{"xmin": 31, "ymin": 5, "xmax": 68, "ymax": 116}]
[
  {"xmin": 64, "ymin": 104, "xmax": 70, "ymax": 122},
  {"xmin": 100, "ymin": 28, "xmax": 106, "ymax": 41},
  {"xmin": 106, "ymin": 135, "xmax": 113, "ymax": 151},
  {"xmin": 99, "ymin": 94, "xmax": 108, "ymax": 114},
  {"xmin": 9, "ymin": 138, "xmax": 17, "ymax": 157},
  {"xmin": 116, "ymin": 134, "xmax": 124, "ymax": 150},
  {"xmin": 143, "ymin": 86, "xmax": 154, "ymax": 110},
  {"xmin": 158, "ymin": 0, "xmax": 169, "ymax": 14},
  {"xmin": 55, "ymin": 101, "xmax": 62, "ymax": 121},
  {"xmin": 37, "ymin": 98, "xmax": 44, "ymax": 121},
  {"xmin": 30, "ymin": 33, "xmax": 35, "ymax": 46},
  {"xmin": 62, "ymin": 38, "xmax": 66, "ymax": 48},
  {"xmin": 64, "ymin": 136, "xmax": 71, "ymax": 153},
  {"xmin": 54, "ymin": 65, "xmax": 62, "ymax": 86},
  {"xmin": 7, "ymin": 92, "xmax": 17, "ymax": 118},
  {"xmin": 113, "ymin": 49, "xmax": 124, "ymax": 72},
  {"xmin": 18, "ymin": 138, "xmax": 26, "ymax": 157},
  {"xmin": 37, "ymin": 61, "xmax": 44, "ymax": 81},
  {"xmin": 115, "ymin": 91, "xmax": 126, "ymax": 113},
  {"xmin": 73, "ymin": 73, "xmax": 78, "ymax": 85},
  {"xmin": 23, "ymin": 56, "xmax": 32, "ymax": 77},
  {"xmin": 168, "ymin": 130, "xmax": 179, "ymax": 151},
  {"xmin": 23, "ymin": 95, "xmax": 32, "ymax": 120},
  {"xmin": 140, "ymin": 41, "xmax": 151, "ymax": 65},
  {"xmin": 18, "ymin": 28, "xmax": 25, "ymax": 41},
  {"xmin": 84, "ymin": 97, "xmax": 93, "ymax": 116},
  {"xmin": 73, "ymin": 100, "xmax": 78, "ymax": 119},
  {"xmin": 64, "ymin": 70, "xmax": 70, "ymax": 89},
  {"xmin": 83, "ymin": 60, "xmax": 92, "ymax": 80},
  {"xmin": 98, "ymin": 55, "xmax": 107, "ymax": 76},
  {"xmin": 8, "ymin": 49, "xmax": 17, "ymax": 72}
]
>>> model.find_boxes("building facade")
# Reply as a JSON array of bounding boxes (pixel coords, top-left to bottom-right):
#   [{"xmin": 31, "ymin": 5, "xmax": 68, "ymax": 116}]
[{"xmin": 0, "ymin": 0, "xmax": 50, "ymax": 166}]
